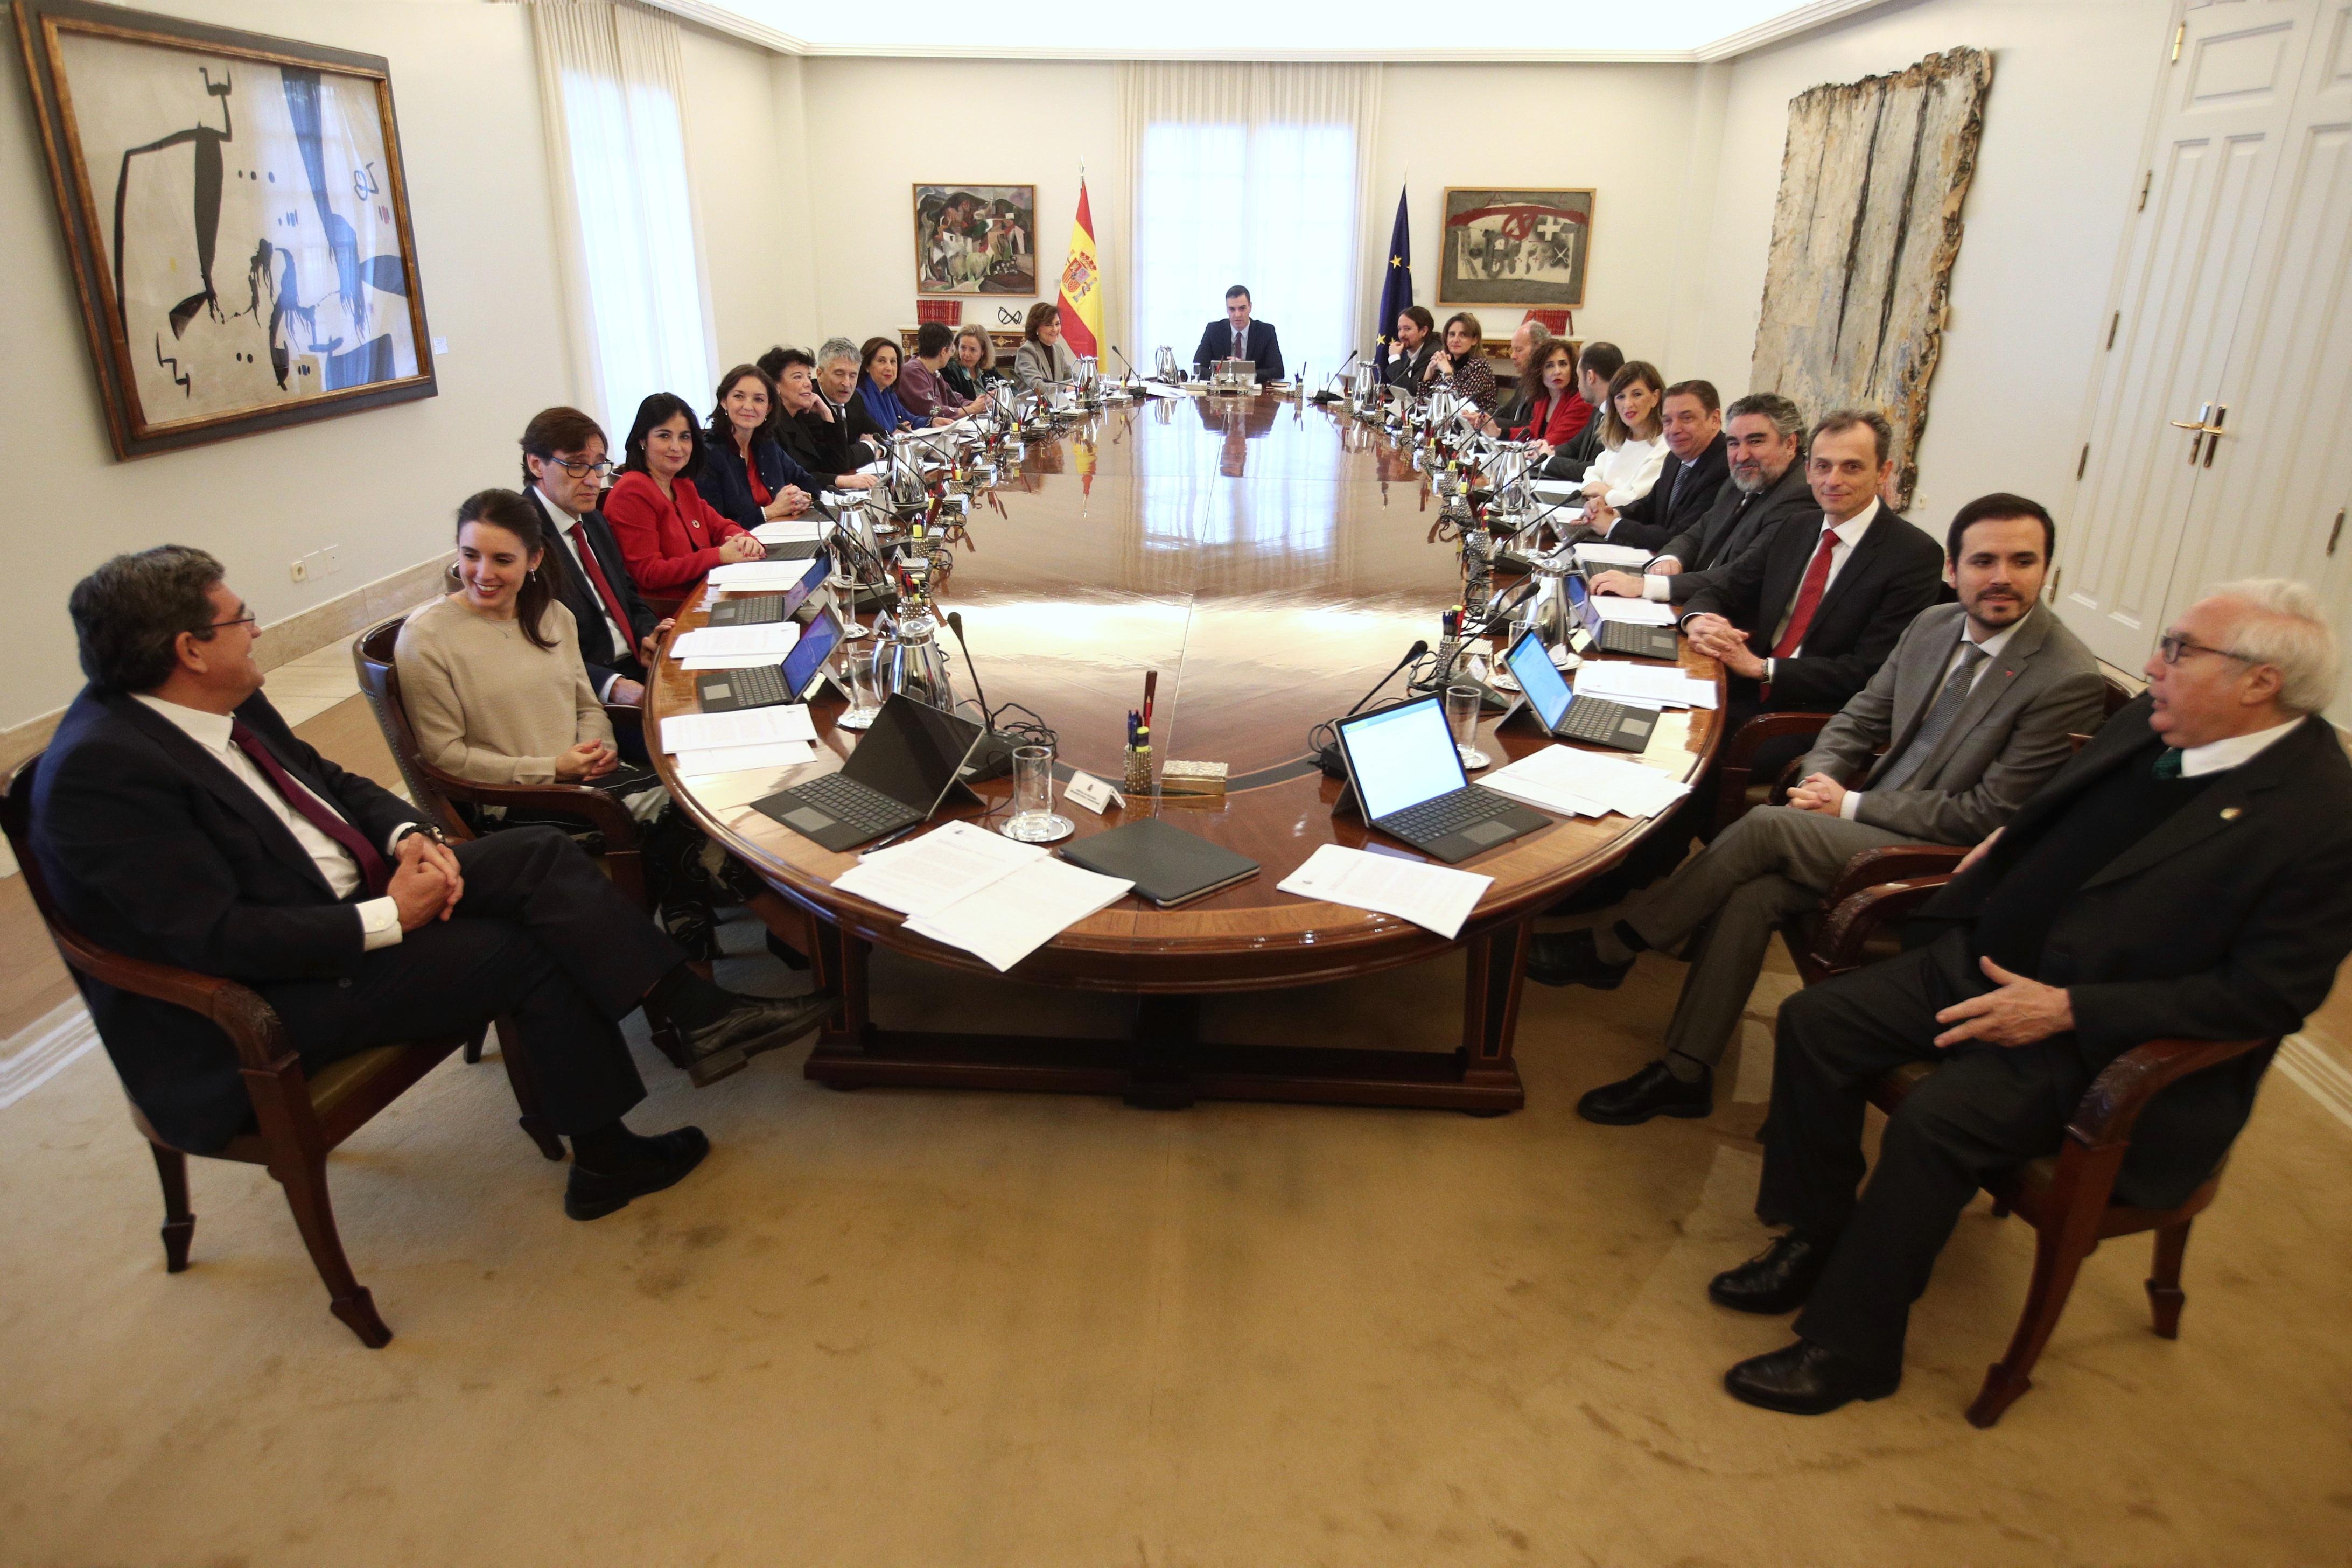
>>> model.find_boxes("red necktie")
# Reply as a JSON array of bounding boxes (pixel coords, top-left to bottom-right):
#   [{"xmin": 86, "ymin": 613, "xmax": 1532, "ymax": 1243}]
[
  {"xmin": 569, "ymin": 523, "xmax": 636, "ymax": 654},
  {"xmin": 1771, "ymin": 527, "xmax": 1840, "ymax": 659},
  {"xmin": 228, "ymin": 723, "xmax": 391, "ymax": 897}
]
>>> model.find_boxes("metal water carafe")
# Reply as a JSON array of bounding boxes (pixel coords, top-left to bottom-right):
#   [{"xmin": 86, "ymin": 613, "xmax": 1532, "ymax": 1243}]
[{"xmin": 878, "ymin": 617, "xmax": 955, "ymax": 712}]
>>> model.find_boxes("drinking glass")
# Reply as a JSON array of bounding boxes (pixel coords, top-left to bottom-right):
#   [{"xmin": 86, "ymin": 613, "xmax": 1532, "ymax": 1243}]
[
  {"xmin": 836, "ymin": 646, "xmax": 883, "ymax": 731},
  {"xmin": 1447, "ymin": 684, "xmax": 1490, "ymax": 771},
  {"xmin": 1001, "ymin": 743, "xmax": 1074, "ymax": 844}
]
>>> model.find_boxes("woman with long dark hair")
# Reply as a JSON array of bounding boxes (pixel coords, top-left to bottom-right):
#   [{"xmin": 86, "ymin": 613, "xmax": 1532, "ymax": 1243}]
[
  {"xmin": 1420, "ymin": 311, "xmax": 1497, "ymax": 412},
  {"xmin": 698, "ymin": 363, "xmax": 818, "ymax": 529},
  {"xmin": 854, "ymin": 336, "xmax": 923, "ymax": 433},
  {"xmin": 603, "ymin": 391, "xmax": 762, "ymax": 597}
]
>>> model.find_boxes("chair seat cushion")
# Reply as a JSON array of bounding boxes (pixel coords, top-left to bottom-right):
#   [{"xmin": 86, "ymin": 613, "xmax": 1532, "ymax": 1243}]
[{"xmin": 306, "ymin": 1046, "xmax": 415, "ymax": 1122}]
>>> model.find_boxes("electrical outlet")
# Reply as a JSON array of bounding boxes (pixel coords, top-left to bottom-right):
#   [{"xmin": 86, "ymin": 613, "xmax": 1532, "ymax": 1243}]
[
  {"xmin": 290, "ymin": 557, "xmax": 309, "ymax": 583},
  {"xmin": 320, "ymin": 544, "xmax": 342, "ymax": 576}
]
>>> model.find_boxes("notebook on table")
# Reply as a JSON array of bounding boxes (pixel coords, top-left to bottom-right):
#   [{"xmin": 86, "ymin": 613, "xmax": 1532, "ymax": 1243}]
[
  {"xmin": 1333, "ymin": 695, "xmax": 1550, "ymax": 865},
  {"xmin": 1056, "ymin": 817, "xmax": 1260, "ymax": 908},
  {"xmin": 1502, "ymin": 629, "xmax": 1659, "ymax": 753}
]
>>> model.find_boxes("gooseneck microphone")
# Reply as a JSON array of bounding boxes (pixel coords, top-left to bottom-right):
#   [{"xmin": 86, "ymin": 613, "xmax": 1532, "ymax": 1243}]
[
  {"xmin": 944, "ymin": 610, "xmax": 991, "ymax": 722},
  {"xmin": 943, "ymin": 609, "xmax": 1019, "ymax": 781},
  {"xmin": 1312, "ymin": 638, "xmax": 1431, "ymax": 777}
]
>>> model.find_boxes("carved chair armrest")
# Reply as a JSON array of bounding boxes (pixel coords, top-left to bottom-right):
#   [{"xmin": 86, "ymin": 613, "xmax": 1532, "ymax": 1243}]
[
  {"xmin": 2069, "ymin": 1037, "xmax": 2276, "ymax": 1148},
  {"xmin": 1810, "ymin": 876, "xmax": 1952, "ymax": 974},
  {"xmin": 1822, "ymin": 844, "xmax": 1969, "ymax": 910},
  {"xmin": 1715, "ymin": 710, "xmax": 1838, "ymax": 823},
  {"xmin": 57, "ymin": 943, "xmax": 292, "ymax": 1072}
]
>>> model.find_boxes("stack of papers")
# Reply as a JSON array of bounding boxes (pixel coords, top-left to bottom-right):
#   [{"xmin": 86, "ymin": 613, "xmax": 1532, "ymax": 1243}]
[
  {"xmin": 1588, "ymin": 597, "xmax": 1676, "ymax": 626},
  {"xmin": 659, "ymin": 705, "xmax": 817, "ymax": 774},
  {"xmin": 831, "ymin": 822, "xmax": 1133, "ymax": 972},
  {"xmin": 1277, "ymin": 844, "xmax": 1492, "ymax": 940},
  {"xmin": 1481, "ymin": 745, "xmax": 1693, "ymax": 820},
  {"xmin": 751, "ymin": 519, "xmax": 826, "ymax": 547},
  {"xmin": 1574, "ymin": 662, "xmax": 1718, "ymax": 710},
  {"xmin": 706, "ymin": 559, "xmax": 822, "ymax": 596},
  {"xmin": 1573, "ymin": 541, "xmax": 1653, "ymax": 569},
  {"xmin": 670, "ymin": 622, "xmax": 799, "ymax": 670}
]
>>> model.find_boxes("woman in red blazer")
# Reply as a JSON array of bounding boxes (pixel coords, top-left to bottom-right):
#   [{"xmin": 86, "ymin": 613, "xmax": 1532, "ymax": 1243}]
[
  {"xmin": 603, "ymin": 392, "xmax": 764, "ymax": 596},
  {"xmin": 1487, "ymin": 339, "xmax": 1591, "ymax": 450}
]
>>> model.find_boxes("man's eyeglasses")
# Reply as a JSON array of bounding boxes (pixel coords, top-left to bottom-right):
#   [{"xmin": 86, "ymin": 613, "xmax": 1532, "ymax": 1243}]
[
  {"xmin": 553, "ymin": 457, "xmax": 614, "ymax": 480},
  {"xmin": 203, "ymin": 612, "xmax": 258, "ymax": 633},
  {"xmin": 2157, "ymin": 633, "xmax": 2250, "ymax": 665}
]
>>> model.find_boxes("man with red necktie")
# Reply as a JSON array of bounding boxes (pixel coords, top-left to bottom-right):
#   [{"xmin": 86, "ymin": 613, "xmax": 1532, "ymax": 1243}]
[{"xmin": 31, "ymin": 547, "xmax": 838, "ymax": 1221}]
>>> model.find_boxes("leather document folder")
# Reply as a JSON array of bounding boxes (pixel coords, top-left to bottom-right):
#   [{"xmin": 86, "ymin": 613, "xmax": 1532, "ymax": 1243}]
[{"xmin": 1058, "ymin": 817, "xmax": 1259, "ymax": 908}]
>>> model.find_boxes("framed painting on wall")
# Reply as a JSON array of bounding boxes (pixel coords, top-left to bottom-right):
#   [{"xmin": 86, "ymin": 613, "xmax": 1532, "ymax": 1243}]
[
  {"xmin": 914, "ymin": 183, "xmax": 1038, "ymax": 297},
  {"xmin": 1438, "ymin": 187, "xmax": 1594, "ymax": 309},
  {"xmin": 13, "ymin": 0, "xmax": 435, "ymax": 460}
]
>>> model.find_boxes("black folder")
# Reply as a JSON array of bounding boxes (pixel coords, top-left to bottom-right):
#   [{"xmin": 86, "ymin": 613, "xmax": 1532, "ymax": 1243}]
[{"xmin": 1058, "ymin": 817, "xmax": 1259, "ymax": 908}]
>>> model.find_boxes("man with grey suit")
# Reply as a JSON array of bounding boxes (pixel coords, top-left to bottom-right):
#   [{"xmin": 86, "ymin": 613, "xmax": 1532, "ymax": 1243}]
[{"xmin": 1529, "ymin": 494, "xmax": 2107, "ymax": 1125}]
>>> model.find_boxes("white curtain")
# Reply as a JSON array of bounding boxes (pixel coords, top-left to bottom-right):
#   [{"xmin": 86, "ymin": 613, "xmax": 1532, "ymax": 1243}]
[
  {"xmin": 527, "ymin": 0, "xmax": 716, "ymax": 436},
  {"xmin": 1121, "ymin": 64, "xmax": 1381, "ymax": 385}
]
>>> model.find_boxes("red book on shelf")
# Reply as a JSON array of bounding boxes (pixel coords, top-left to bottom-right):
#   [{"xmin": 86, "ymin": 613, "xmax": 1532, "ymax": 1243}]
[{"xmin": 915, "ymin": 299, "xmax": 962, "ymax": 325}]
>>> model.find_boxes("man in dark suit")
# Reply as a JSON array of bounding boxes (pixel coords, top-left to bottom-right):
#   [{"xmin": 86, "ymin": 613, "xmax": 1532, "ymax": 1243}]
[
  {"xmin": 1380, "ymin": 305, "xmax": 1438, "ymax": 389},
  {"xmin": 1585, "ymin": 379, "xmax": 1729, "ymax": 550},
  {"xmin": 1535, "ymin": 496, "xmax": 2106, "ymax": 1127},
  {"xmin": 1541, "ymin": 341, "xmax": 1622, "ymax": 475},
  {"xmin": 1589, "ymin": 392, "xmax": 1814, "ymax": 605},
  {"xmin": 1191, "ymin": 285, "xmax": 1284, "ymax": 382},
  {"xmin": 1712, "ymin": 580, "xmax": 2352, "ymax": 1413},
  {"xmin": 30, "ymin": 548, "xmax": 839, "ymax": 1220},
  {"xmin": 1484, "ymin": 318, "xmax": 1553, "ymax": 430},
  {"xmin": 520, "ymin": 407, "xmax": 664, "ymax": 709}
]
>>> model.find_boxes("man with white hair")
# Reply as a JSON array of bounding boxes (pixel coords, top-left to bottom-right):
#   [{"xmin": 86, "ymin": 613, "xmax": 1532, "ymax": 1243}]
[
  {"xmin": 1711, "ymin": 580, "xmax": 2352, "ymax": 1415},
  {"xmin": 1485, "ymin": 318, "xmax": 1553, "ymax": 431}
]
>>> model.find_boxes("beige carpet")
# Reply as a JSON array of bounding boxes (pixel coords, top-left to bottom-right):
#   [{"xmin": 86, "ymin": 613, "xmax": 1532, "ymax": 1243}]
[{"xmin": 4, "ymin": 926, "xmax": 2350, "ymax": 1567}]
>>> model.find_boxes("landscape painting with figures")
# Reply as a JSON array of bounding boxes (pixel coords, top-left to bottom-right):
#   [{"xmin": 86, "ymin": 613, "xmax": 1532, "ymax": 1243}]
[
  {"xmin": 914, "ymin": 183, "xmax": 1037, "ymax": 296},
  {"xmin": 1439, "ymin": 187, "xmax": 1593, "ymax": 308},
  {"xmin": 16, "ymin": 1, "xmax": 434, "ymax": 457}
]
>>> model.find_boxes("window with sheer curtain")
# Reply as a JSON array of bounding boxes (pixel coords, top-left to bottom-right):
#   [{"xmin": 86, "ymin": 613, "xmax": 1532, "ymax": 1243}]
[
  {"xmin": 1123, "ymin": 64, "xmax": 1380, "ymax": 386},
  {"xmin": 528, "ymin": 0, "xmax": 715, "ymax": 435}
]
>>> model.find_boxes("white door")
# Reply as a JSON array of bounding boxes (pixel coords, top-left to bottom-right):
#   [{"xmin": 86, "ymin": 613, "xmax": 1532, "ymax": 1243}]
[{"xmin": 2060, "ymin": 0, "xmax": 2321, "ymax": 670}]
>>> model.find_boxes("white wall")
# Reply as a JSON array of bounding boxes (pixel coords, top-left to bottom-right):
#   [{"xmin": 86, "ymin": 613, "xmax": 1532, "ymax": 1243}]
[
  {"xmin": 1681, "ymin": 0, "xmax": 2177, "ymax": 526},
  {"xmin": 678, "ymin": 24, "xmax": 813, "ymax": 369}
]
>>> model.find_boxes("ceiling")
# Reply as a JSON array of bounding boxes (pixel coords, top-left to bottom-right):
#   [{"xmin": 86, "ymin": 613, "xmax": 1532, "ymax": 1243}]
[{"xmin": 647, "ymin": 0, "xmax": 1893, "ymax": 63}]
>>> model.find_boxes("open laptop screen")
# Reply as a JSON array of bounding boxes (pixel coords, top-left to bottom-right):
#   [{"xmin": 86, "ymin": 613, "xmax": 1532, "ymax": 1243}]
[
  {"xmin": 780, "ymin": 550, "xmax": 830, "ymax": 615},
  {"xmin": 1336, "ymin": 696, "xmax": 1469, "ymax": 822},
  {"xmin": 842, "ymin": 694, "xmax": 983, "ymax": 812},
  {"xmin": 781, "ymin": 604, "xmax": 842, "ymax": 699},
  {"xmin": 1504, "ymin": 629, "xmax": 1576, "ymax": 731},
  {"xmin": 1563, "ymin": 570, "xmax": 1602, "ymax": 632}
]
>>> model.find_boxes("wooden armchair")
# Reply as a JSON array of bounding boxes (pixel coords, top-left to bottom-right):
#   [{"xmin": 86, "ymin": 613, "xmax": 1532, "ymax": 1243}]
[
  {"xmin": 2, "ymin": 754, "xmax": 563, "ymax": 1349},
  {"xmin": 1785, "ymin": 851, "xmax": 2265, "ymax": 1427},
  {"xmin": 1712, "ymin": 710, "xmax": 1839, "ymax": 829}
]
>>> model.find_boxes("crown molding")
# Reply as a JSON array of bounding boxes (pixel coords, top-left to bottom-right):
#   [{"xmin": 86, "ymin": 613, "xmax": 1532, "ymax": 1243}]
[{"xmin": 1693, "ymin": 0, "xmax": 1899, "ymax": 62}]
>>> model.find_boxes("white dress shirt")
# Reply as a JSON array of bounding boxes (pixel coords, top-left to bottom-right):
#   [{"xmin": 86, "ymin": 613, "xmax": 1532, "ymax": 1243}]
[
  {"xmin": 531, "ymin": 485, "xmax": 629, "ymax": 700},
  {"xmin": 2176, "ymin": 716, "xmax": 2304, "ymax": 776},
  {"xmin": 1839, "ymin": 613, "xmax": 2024, "ymax": 820},
  {"xmin": 1580, "ymin": 435, "xmax": 1667, "ymax": 512},
  {"xmin": 1763, "ymin": 498, "xmax": 1880, "ymax": 680},
  {"xmin": 134, "ymin": 695, "xmax": 413, "ymax": 949}
]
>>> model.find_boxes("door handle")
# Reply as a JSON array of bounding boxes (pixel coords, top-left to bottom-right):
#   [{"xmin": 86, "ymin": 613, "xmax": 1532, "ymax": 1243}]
[{"xmin": 2201, "ymin": 404, "xmax": 2229, "ymax": 469}]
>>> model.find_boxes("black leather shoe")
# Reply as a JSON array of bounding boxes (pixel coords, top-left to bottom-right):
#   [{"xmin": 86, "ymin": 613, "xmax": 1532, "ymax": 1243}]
[
  {"xmin": 1708, "ymin": 1233, "xmax": 1832, "ymax": 1314},
  {"xmin": 681, "ymin": 991, "xmax": 843, "ymax": 1087},
  {"xmin": 1723, "ymin": 1339, "xmax": 1900, "ymax": 1415},
  {"xmin": 1525, "ymin": 929, "xmax": 1636, "ymax": 990},
  {"xmin": 1577, "ymin": 1060, "xmax": 1712, "ymax": 1125},
  {"xmin": 565, "ymin": 1126, "xmax": 711, "ymax": 1221}
]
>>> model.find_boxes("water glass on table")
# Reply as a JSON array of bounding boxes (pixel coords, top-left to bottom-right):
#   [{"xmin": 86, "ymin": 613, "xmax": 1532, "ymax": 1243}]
[
  {"xmin": 836, "ymin": 646, "xmax": 884, "ymax": 731},
  {"xmin": 1002, "ymin": 743, "xmax": 1075, "ymax": 843},
  {"xmin": 1447, "ymin": 683, "xmax": 1490, "ymax": 771}
]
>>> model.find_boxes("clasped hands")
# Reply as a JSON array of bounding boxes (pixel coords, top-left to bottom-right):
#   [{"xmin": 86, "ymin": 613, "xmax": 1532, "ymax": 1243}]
[
  {"xmin": 388, "ymin": 830, "xmax": 466, "ymax": 931},
  {"xmin": 1682, "ymin": 612, "xmax": 1767, "ymax": 679}
]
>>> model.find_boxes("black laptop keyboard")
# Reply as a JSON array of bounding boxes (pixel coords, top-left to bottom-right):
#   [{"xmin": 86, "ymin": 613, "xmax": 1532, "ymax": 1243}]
[
  {"xmin": 1599, "ymin": 621, "xmax": 1675, "ymax": 657},
  {"xmin": 790, "ymin": 771, "xmax": 914, "ymax": 835},
  {"xmin": 711, "ymin": 594, "xmax": 784, "ymax": 625},
  {"xmin": 1382, "ymin": 786, "xmax": 1506, "ymax": 842},
  {"xmin": 724, "ymin": 664, "xmax": 792, "ymax": 707},
  {"xmin": 1557, "ymin": 698, "xmax": 1641, "ymax": 744}
]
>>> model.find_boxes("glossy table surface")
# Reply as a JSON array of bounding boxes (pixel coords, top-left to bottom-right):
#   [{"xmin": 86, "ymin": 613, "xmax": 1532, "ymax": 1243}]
[{"xmin": 652, "ymin": 390, "xmax": 1723, "ymax": 995}]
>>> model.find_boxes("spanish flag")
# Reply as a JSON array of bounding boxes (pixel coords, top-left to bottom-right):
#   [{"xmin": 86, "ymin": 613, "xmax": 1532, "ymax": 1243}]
[{"xmin": 1056, "ymin": 174, "xmax": 1103, "ymax": 361}]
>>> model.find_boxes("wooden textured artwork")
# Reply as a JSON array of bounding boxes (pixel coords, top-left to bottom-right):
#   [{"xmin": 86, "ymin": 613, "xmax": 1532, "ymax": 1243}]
[{"xmin": 1751, "ymin": 47, "xmax": 1992, "ymax": 508}]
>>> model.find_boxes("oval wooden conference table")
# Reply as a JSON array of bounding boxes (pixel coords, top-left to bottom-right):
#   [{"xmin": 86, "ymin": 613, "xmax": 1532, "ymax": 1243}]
[{"xmin": 651, "ymin": 390, "xmax": 1724, "ymax": 1114}]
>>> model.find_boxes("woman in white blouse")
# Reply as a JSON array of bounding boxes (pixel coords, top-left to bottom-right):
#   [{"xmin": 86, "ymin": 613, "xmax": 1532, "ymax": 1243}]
[{"xmin": 1580, "ymin": 360, "xmax": 1668, "ymax": 511}]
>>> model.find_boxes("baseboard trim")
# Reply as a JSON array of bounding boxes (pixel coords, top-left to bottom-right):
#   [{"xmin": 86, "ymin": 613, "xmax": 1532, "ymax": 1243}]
[
  {"xmin": 0, "ymin": 551, "xmax": 452, "ymax": 778},
  {"xmin": 2277, "ymin": 1034, "xmax": 2352, "ymax": 1135},
  {"xmin": 0, "ymin": 998, "xmax": 100, "ymax": 1112}
]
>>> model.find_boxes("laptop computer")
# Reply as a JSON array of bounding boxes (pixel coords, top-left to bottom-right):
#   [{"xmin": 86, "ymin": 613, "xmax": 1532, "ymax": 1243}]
[
  {"xmin": 1333, "ymin": 696, "xmax": 1551, "ymax": 865},
  {"xmin": 1566, "ymin": 571, "xmax": 1681, "ymax": 661},
  {"xmin": 695, "ymin": 603, "xmax": 844, "ymax": 713},
  {"xmin": 751, "ymin": 694, "xmax": 984, "ymax": 852},
  {"xmin": 1501, "ymin": 629, "xmax": 1660, "ymax": 753},
  {"xmin": 705, "ymin": 551, "xmax": 829, "ymax": 626}
]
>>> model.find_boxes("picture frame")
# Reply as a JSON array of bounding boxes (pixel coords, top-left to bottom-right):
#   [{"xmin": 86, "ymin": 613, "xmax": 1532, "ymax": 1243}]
[
  {"xmin": 913, "ymin": 183, "xmax": 1038, "ymax": 297},
  {"xmin": 13, "ymin": 0, "xmax": 436, "ymax": 460},
  {"xmin": 1438, "ymin": 187, "xmax": 1594, "ymax": 310}
]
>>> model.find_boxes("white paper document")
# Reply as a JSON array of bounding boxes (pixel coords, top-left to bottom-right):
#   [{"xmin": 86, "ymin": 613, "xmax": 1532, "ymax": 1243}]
[
  {"xmin": 667, "ymin": 740, "xmax": 817, "ymax": 775},
  {"xmin": 905, "ymin": 856, "xmax": 1136, "ymax": 972},
  {"xmin": 1573, "ymin": 541, "xmax": 1653, "ymax": 569},
  {"xmin": 670, "ymin": 622, "xmax": 800, "ymax": 661},
  {"xmin": 1588, "ymin": 596, "xmax": 1677, "ymax": 626},
  {"xmin": 659, "ymin": 705, "xmax": 817, "ymax": 753},
  {"xmin": 681, "ymin": 654, "xmax": 792, "ymax": 671},
  {"xmin": 1277, "ymin": 843, "xmax": 1492, "ymax": 940},
  {"xmin": 705, "ymin": 561, "xmax": 822, "ymax": 593},
  {"xmin": 751, "ymin": 519, "xmax": 827, "ymax": 546},
  {"xmin": 1573, "ymin": 662, "xmax": 1718, "ymax": 710},
  {"xmin": 1530, "ymin": 479, "xmax": 1584, "ymax": 501},
  {"xmin": 832, "ymin": 821, "xmax": 1042, "ymax": 919},
  {"xmin": 1482, "ymin": 745, "xmax": 1691, "ymax": 821}
]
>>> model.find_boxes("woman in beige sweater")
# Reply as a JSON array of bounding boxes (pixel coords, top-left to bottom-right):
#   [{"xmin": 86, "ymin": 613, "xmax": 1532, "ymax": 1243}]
[{"xmin": 396, "ymin": 488, "xmax": 745, "ymax": 955}]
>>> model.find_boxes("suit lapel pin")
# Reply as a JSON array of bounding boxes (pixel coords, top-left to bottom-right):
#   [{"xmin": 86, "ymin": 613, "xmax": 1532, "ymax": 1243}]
[{"xmin": 2220, "ymin": 807, "xmax": 2243, "ymax": 821}]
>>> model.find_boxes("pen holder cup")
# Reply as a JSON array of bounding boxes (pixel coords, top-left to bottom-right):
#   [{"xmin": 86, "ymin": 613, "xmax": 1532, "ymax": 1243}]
[{"xmin": 1123, "ymin": 745, "xmax": 1154, "ymax": 798}]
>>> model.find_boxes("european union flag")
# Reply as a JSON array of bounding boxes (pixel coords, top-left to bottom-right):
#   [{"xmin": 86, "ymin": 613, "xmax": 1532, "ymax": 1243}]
[{"xmin": 1373, "ymin": 188, "xmax": 1413, "ymax": 382}]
